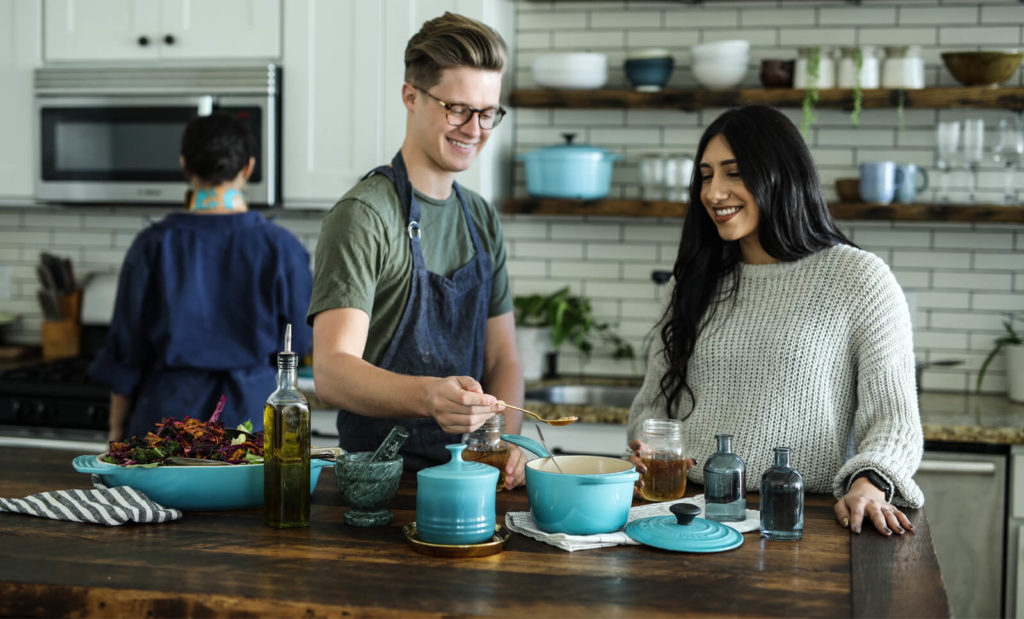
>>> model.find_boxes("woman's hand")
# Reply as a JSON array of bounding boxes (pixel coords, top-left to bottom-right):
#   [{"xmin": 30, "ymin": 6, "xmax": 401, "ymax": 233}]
[
  {"xmin": 503, "ymin": 445, "xmax": 526, "ymax": 490},
  {"xmin": 626, "ymin": 439, "xmax": 695, "ymax": 499},
  {"xmin": 834, "ymin": 476, "xmax": 914, "ymax": 536}
]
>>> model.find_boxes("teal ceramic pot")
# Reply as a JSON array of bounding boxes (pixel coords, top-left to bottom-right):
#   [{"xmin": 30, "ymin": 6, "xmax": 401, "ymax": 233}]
[
  {"xmin": 416, "ymin": 444, "xmax": 499, "ymax": 545},
  {"xmin": 335, "ymin": 451, "xmax": 403, "ymax": 527},
  {"xmin": 517, "ymin": 133, "xmax": 623, "ymax": 199},
  {"xmin": 501, "ymin": 434, "xmax": 639, "ymax": 535}
]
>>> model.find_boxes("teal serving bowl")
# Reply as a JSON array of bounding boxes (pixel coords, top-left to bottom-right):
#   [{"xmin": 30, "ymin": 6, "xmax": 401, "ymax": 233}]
[{"xmin": 72, "ymin": 454, "xmax": 332, "ymax": 510}]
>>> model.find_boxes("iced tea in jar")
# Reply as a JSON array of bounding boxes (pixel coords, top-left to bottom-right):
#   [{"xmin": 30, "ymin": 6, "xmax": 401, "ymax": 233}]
[{"xmin": 638, "ymin": 418, "xmax": 688, "ymax": 501}]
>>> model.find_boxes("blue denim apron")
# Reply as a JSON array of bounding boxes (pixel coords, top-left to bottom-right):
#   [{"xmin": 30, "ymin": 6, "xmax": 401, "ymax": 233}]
[{"xmin": 336, "ymin": 151, "xmax": 493, "ymax": 470}]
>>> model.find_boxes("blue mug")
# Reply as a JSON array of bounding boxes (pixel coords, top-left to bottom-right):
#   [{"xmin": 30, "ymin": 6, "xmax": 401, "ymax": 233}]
[
  {"xmin": 859, "ymin": 161, "xmax": 898, "ymax": 204},
  {"xmin": 895, "ymin": 163, "xmax": 929, "ymax": 204}
]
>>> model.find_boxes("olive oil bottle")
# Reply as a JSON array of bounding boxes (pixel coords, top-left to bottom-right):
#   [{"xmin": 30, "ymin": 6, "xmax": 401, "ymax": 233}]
[{"xmin": 264, "ymin": 324, "xmax": 311, "ymax": 528}]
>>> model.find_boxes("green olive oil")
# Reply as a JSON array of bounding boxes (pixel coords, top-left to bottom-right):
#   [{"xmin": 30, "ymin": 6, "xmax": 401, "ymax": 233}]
[{"xmin": 264, "ymin": 325, "xmax": 311, "ymax": 528}]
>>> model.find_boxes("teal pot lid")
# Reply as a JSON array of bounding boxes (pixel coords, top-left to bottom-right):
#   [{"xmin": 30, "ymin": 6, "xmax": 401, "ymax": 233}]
[
  {"xmin": 625, "ymin": 503, "xmax": 744, "ymax": 553},
  {"xmin": 518, "ymin": 133, "xmax": 622, "ymax": 162},
  {"xmin": 417, "ymin": 444, "xmax": 497, "ymax": 481}
]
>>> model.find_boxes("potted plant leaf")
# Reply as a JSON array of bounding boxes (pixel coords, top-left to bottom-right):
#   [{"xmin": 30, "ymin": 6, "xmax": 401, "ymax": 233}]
[
  {"xmin": 976, "ymin": 313, "xmax": 1024, "ymax": 403},
  {"xmin": 513, "ymin": 286, "xmax": 634, "ymax": 380}
]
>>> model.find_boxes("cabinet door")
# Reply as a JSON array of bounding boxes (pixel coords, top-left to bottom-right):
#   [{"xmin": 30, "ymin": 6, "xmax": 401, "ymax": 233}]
[
  {"xmin": 44, "ymin": 0, "xmax": 159, "ymax": 61},
  {"xmin": 0, "ymin": 0, "xmax": 40, "ymax": 199},
  {"xmin": 280, "ymin": 0, "xmax": 514, "ymax": 208},
  {"xmin": 281, "ymin": 0, "xmax": 393, "ymax": 206},
  {"xmin": 915, "ymin": 452, "xmax": 1007, "ymax": 619},
  {"xmin": 159, "ymin": 0, "xmax": 280, "ymax": 60}
]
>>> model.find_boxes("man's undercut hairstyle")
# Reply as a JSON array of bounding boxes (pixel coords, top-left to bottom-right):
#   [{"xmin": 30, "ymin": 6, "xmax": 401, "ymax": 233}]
[{"xmin": 404, "ymin": 11, "xmax": 508, "ymax": 89}]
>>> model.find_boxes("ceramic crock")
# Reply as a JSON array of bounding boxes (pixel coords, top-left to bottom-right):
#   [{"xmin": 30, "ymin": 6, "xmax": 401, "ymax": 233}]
[
  {"xmin": 501, "ymin": 434, "xmax": 639, "ymax": 535},
  {"xmin": 415, "ymin": 443, "xmax": 499, "ymax": 545},
  {"xmin": 517, "ymin": 133, "xmax": 622, "ymax": 199}
]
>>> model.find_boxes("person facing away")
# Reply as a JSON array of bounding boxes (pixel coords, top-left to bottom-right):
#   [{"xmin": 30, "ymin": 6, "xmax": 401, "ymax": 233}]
[
  {"xmin": 307, "ymin": 12, "xmax": 526, "ymax": 486},
  {"xmin": 90, "ymin": 112, "xmax": 313, "ymax": 442},
  {"xmin": 627, "ymin": 105, "xmax": 924, "ymax": 537}
]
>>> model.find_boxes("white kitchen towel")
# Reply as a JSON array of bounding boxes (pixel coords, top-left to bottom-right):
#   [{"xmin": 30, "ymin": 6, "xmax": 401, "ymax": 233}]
[
  {"xmin": 505, "ymin": 494, "xmax": 760, "ymax": 552},
  {"xmin": 0, "ymin": 479, "xmax": 183, "ymax": 526}
]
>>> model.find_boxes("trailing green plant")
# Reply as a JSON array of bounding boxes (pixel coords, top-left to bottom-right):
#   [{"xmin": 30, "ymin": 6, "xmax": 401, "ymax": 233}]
[
  {"xmin": 800, "ymin": 46, "xmax": 821, "ymax": 134},
  {"xmin": 850, "ymin": 47, "xmax": 863, "ymax": 127},
  {"xmin": 896, "ymin": 89, "xmax": 906, "ymax": 133},
  {"xmin": 976, "ymin": 313, "xmax": 1023, "ymax": 391},
  {"xmin": 513, "ymin": 286, "xmax": 634, "ymax": 359}
]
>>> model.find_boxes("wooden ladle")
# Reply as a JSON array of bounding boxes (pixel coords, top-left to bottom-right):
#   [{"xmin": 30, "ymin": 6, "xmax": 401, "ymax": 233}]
[{"xmin": 500, "ymin": 403, "xmax": 578, "ymax": 426}]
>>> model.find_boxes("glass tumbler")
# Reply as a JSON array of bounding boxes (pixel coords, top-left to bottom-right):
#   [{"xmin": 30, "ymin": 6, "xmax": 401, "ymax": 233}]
[
  {"xmin": 638, "ymin": 154, "xmax": 666, "ymax": 201},
  {"xmin": 664, "ymin": 154, "xmax": 694, "ymax": 202},
  {"xmin": 638, "ymin": 418, "xmax": 688, "ymax": 502}
]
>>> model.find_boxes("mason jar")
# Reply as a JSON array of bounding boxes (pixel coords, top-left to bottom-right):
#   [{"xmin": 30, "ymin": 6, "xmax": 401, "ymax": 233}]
[
  {"xmin": 637, "ymin": 418, "xmax": 688, "ymax": 502},
  {"xmin": 462, "ymin": 415, "xmax": 509, "ymax": 490}
]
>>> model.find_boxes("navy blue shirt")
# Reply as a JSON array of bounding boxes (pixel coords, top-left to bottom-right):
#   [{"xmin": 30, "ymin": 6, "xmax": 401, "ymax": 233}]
[{"xmin": 89, "ymin": 212, "xmax": 313, "ymax": 438}]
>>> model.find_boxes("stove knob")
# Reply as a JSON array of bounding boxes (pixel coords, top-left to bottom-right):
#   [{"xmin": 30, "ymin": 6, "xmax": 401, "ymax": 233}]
[{"xmin": 34, "ymin": 402, "xmax": 48, "ymax": 420}]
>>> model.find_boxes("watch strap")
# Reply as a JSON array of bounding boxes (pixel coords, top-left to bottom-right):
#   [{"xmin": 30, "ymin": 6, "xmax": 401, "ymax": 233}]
[{"xmin": 851, "ymin": 469, "xmax": 894, "ymax": 503}]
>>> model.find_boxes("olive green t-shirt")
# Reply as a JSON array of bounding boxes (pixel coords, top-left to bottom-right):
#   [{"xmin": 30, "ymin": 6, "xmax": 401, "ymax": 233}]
[{"xmin": 307, "ymin": 173, "xmax": 512, "ymax": 365}]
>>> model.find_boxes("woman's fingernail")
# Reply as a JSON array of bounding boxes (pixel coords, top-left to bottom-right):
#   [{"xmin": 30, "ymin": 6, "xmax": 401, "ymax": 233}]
[
  {"xmin": 853, "ymin": 525, "xmax": 861, "ymax": 534},
  {"xmin": 883, "ymin": 527, "xmax": 892, "ymax": 536},
  {"xmin": 841, "ymin": 517, "xmax": 849, "ymax": 528},
  {"xmin": 894, "ymin": 526, "xmax": 905, "ymax": 534}
]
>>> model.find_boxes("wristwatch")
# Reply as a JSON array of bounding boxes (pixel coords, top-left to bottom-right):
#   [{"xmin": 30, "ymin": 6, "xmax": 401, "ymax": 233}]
[{"xmin": 851, "ymin": 469, "xmax": 894, "ymax": 503}]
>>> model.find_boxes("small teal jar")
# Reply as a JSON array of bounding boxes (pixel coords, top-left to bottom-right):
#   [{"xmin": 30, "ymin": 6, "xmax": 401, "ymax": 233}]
[{"xmin": 416, "ymin": 444, "xmax": 499, "ymax": 545}]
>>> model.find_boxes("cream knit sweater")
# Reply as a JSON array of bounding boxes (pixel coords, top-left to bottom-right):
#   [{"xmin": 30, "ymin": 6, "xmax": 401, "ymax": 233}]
[{"xmin": 627, "ymin": 244, "xmax": 925, "ymax": 508}]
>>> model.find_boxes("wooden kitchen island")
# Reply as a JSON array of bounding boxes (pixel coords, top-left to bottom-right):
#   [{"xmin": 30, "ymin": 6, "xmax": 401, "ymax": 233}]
[{"xmin": 0, "ymin": 447, "xmax": 948, "ymax": 617}]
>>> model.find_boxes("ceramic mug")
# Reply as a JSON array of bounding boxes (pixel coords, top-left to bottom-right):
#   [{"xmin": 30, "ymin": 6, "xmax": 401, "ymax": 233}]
[
  {"xmin": 895, "ymin": 163, "xmax": 930, "ymax": 203},
  {"xmin": 859, "ymin": 161, "xmax": 898, "ymax": 204}
]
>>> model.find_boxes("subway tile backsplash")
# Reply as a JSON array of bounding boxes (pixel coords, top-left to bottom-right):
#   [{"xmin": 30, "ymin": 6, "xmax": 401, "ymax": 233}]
[{"xmin": 0, "ymin": 1, "xmax": 1021, "ymax": 398}]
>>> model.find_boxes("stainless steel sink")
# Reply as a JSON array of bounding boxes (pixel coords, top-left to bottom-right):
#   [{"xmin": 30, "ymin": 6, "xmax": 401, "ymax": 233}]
[{"xmin": 524, "ymin": 384, "xmax": 639, "ymax": 409}]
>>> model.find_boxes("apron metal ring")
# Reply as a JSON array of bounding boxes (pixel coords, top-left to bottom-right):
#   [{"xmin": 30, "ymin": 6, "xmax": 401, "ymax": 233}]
[{"xmin": 407, "ymin": 221, "xmax": 421, "ymax": 239}]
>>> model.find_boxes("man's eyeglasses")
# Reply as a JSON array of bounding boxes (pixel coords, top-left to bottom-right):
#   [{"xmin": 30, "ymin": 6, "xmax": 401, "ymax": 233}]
[{"xmin": 413, "ymin": 86, "xmax": 506, "ymax": 130}]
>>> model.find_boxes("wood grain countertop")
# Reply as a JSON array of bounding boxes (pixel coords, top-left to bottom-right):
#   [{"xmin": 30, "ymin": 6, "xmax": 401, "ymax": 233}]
[{"xmin": 0, "ymin": 446, "xmax": 948, "ymax": 617}]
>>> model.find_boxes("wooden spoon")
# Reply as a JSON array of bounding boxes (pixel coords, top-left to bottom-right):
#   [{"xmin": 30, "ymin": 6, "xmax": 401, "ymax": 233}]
[{"xmin": 500, "ymin": 403, "xmax": 578, "ymax": 426}]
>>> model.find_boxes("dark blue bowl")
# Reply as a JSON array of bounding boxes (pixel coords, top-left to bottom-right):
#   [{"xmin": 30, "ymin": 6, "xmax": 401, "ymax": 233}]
[{"xmin": 625, "ymin": 57, "xmax": 675, "ymax": 91}]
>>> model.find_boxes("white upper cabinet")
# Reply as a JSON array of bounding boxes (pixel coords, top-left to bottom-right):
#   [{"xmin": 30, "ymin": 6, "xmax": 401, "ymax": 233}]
[
  {"xmin": 0, "ymin": 1, "xmax": 40, "ymax": 200},
  {"xmin": 281, "ymin": 0, "xmax": 514, "ymax": 208},
  {"xmin": 44, "ymin": 0, "xmax": 281, "ymax": 62}
]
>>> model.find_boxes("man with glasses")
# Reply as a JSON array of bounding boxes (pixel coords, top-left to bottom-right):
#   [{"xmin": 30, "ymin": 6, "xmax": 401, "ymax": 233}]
[{"xmin": 307, "ymin": 12, "xmax": 525, "ymax": 486}]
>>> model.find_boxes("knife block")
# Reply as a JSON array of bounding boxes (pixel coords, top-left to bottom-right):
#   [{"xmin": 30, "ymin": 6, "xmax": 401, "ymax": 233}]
[{"xmin": 42, "ymin": 289, "xmax": 82, "ymax": 360}]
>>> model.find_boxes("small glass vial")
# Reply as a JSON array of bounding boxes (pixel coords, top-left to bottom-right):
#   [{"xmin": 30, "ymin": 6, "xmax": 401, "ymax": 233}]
[
  {"xmin": 462, "ymin": 415, "xmax": 509, "ymax": 490},
  {"xmin": 760, "ymin": 447, "xmax": 804, "ymax": 541},
  {"xmin": 703, "ymin": 434, "xmax": 746, "ymax": 522},
  {"xmin": 638, "ymin": 418, "xmax": 687, "ymax": 502},
  {"xmin": 264, "ymin": 324, "xmax": 311, "ymax": 528}
]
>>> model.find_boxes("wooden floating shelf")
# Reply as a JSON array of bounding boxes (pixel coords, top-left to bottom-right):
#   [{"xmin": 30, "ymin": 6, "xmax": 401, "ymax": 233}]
[
  {"xmin": 503, "ymin": 198, "xmax": 1024, "ymax": 223},
  {"xmin": 509, "ymin": 87, "xmax": 1024, "ymax": 111}
]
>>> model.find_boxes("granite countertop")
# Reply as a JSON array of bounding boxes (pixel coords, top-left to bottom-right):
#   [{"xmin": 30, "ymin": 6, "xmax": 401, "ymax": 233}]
[{"xmin": 522, "ymin": 376, "xmax": 1024, "ymax": 446}]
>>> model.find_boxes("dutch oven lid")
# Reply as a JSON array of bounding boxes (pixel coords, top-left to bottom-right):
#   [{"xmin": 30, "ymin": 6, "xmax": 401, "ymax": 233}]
[
  {"xmin": 417, "ymin": 444, "xmax": 497, "ymax": 481},
  {"xmin": 625, "ymin": 502, "xmax": 744, "ymax": 553},
  {"xmin": 525, "ymin": 133, "xmax": 618, "ymax": 160}
]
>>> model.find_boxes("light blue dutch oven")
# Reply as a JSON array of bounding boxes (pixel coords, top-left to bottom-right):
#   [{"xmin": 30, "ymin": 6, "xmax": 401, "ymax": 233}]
[
  {"xmin": 518, "ymin": 133, "xmax": 623, "ymax": 200},
  {"xmin": 72, "ymin": 454, "xmax": 332, "ymax": 510},
  {"xmin": 501, "ymin": 434, "xmax": 638, "ymax": 535}
]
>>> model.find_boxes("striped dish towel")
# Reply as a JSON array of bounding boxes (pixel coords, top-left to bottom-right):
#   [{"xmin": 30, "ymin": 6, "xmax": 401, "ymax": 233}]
[{"xmin": 0, "ymin": 477, "xmax": 182, "ymax": 526}]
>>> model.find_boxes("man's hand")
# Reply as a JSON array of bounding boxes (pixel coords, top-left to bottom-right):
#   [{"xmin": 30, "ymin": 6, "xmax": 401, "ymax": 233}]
[{"xmin": 424, "ymin": 375, "xmax": 503, "ymax": 434}]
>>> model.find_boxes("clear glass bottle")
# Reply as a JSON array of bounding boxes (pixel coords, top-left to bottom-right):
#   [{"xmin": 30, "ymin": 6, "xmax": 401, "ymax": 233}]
[
  {"xmin": 462, "ymin": 415, "xmax": 509, "ymax": 490},
  {"xmin": 703, "ymin": 434, "xmax": 746, "ymax": 522},
  {"xmin": 760, "ymin": 447, "xmax": 804, "ymax": 541},
  {"xmin": 264, "ymin": 324, "xmax": 311, "ymax": 528},
  {"xmin": 638, "ymin": 418, "xmax": 687, "ymax": 502}
]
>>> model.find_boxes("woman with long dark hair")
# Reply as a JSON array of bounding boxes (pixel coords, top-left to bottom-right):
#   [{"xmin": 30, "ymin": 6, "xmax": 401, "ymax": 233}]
[{"xmin": 627, "ymin": 105, "xmax": 923, "ymax": 537}]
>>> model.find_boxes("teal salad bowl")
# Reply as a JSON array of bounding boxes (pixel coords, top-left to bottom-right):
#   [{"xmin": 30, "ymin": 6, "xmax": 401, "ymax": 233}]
[{"xmin": 72, "ymin": 454, "xmax": 332, "ymax": 511}]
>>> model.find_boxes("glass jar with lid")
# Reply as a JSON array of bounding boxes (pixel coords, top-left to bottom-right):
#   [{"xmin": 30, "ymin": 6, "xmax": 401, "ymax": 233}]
[
  {"xmin": 882, "ymin": 45, "xmax": 925, "ymax": 89},
  {"xmin": 462, "ymin": 415, "xmax": 509, "ymax": 490},
  {"xmin": 637, "ymin": 418, "xmax": 688, "ymax": 502}
]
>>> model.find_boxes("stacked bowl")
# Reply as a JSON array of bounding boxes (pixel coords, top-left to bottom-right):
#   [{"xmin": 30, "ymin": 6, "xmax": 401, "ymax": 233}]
[
  {"xmin": 690, "ymin": 39, "xmax": 750, "ymax": 89},
  {"xmin": 624, "ymin": 49, "xmax": 675, "ymax": 91}
]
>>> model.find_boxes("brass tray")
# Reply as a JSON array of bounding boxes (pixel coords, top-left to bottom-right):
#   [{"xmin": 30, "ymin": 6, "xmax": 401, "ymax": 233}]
[{"xmin": 403, "ymin": 522, "xmax": 510, "ymax": 558}]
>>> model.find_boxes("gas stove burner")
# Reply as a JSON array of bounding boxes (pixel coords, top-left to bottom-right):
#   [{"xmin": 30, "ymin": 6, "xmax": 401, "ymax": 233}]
[{"xmin": 0, "ymin": 356, "xmax": 109, "ymax": 431}]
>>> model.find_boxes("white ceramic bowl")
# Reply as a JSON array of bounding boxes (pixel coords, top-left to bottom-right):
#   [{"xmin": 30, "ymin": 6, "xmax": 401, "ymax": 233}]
[
  {"xmin": 532, "ymin": 53, "xmax": 608, "ymax": 89},
  {"xmin": 691, "ymin": 39, "xmax": 751, "ymax": 59},
  {"xmin": 627, "ymin": 47, "xmax": 672, "ymax": 61},
  {"xmin": 692, "ymin": 59, "xmax": 749, "ymax": 89}
]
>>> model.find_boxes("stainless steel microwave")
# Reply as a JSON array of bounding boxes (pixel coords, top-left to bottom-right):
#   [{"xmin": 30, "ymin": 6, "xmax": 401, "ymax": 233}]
[{"xmin": 34, "ymin": 64, "xmax": 280, "ymax": 206}]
